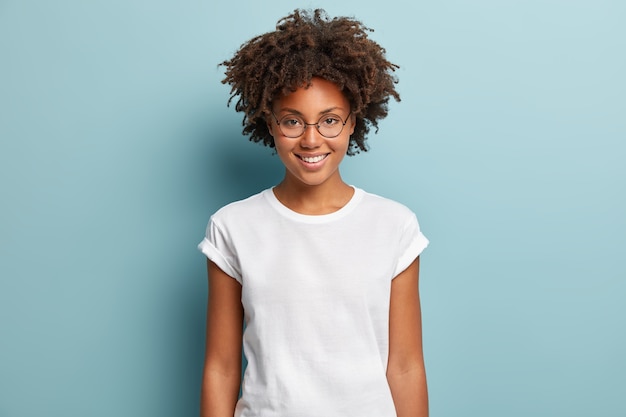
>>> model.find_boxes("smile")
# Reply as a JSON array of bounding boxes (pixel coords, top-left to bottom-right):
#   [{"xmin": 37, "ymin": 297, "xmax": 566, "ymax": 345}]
[{"xmin": 298, "ymin": 154, "xmax": 329, "ymax": 163}]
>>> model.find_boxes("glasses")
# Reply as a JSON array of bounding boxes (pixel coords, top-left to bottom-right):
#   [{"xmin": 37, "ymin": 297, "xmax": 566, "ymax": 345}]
[{"xmin": 271, "ymin": 111, "xmax": 352, "ymax": 138}]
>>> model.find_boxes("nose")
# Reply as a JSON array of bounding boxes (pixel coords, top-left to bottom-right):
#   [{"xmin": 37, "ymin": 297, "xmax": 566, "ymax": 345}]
[{"xmin": 299, "ymin": 124, "xmax": 323, "ymax": 148}]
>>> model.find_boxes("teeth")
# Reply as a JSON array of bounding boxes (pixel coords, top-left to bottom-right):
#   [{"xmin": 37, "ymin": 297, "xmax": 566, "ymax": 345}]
[{"xmin": 301, "ymin": 154, "xmax": 327, "ymax": 163}]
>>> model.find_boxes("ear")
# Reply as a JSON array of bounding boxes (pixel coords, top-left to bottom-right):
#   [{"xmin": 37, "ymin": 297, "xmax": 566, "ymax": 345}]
[
  {"xmin": 266, "ymin": 115, "xmax": 275, "ymax": 137},
  {"xmin": 348, "ymin": 113, "xmax": 356, "ymax": 136}
]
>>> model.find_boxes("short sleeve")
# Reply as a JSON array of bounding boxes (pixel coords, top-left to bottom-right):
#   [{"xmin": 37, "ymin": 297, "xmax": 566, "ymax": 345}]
[
  {"xmin": 393, "ymin": 213, "xmax": 429, "ymax": 278},
  {"xmin": 197, "ymin": 217, "xmax": 242, "ymax": 283}
]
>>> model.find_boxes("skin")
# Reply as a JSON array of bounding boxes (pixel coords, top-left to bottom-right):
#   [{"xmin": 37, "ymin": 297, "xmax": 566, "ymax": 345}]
[
  {"xmin": 268, "ymin": 77, "xmax": 356, "ymax": 215},
  {"xmin": 201, "ymin": 77, "xmax": 428, "ymax": 417},
  {"xmin": 201, "ymin": 260, "xmax": 243, "ymax": 417},
  {"xmin": 387, "ymin": 257, "xmax": 429, "ymax": 417}
]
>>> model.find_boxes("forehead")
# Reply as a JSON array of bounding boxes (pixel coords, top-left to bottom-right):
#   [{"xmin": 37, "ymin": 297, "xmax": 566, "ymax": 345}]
[{"xmin": 273, "ymin": 77, "xmax": 350, "ymax": 113}]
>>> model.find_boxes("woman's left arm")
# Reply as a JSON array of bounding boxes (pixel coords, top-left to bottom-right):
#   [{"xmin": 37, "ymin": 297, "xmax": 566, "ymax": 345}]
[{"xmin": 387, "ymin": 256, "xmax": 429, "ymax": 417}]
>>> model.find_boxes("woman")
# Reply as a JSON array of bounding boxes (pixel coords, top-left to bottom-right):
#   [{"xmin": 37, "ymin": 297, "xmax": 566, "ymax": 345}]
[{"xmin": 198, "ymin": 9, "xmax": 429, "ymax": 417}]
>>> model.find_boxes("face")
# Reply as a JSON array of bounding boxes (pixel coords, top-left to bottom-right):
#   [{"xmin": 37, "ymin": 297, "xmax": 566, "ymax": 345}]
[{"xmin": 268, "ymin": 77, "xmax": 355, "ymax": 189}]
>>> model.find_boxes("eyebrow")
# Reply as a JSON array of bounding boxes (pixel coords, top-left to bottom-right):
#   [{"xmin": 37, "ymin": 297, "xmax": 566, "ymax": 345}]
[{"xmin": 276, "ymin": 107, "xmax": 345, "ymax": 116}]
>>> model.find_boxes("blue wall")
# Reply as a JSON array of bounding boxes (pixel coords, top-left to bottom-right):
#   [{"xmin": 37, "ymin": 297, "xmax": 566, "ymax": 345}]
[{"xmin": 1, "ymin": 1, "xmax": 624, "ymax": 416}]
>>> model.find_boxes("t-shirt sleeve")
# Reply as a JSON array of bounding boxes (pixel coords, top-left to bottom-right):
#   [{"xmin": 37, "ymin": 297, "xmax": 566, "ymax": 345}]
[
  {"xmin": 197, "ymin": 217, "xmax": 242, "ymax": 283},
  {"xmin": 393, "ymin": 212, "xmax": 429, "ymax": 278}
]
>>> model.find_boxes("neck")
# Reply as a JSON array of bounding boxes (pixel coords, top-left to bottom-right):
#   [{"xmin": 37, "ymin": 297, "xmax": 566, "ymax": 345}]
[{"xmin": 273, "ymin": 173, "xmax": 354, "ymax": 215}]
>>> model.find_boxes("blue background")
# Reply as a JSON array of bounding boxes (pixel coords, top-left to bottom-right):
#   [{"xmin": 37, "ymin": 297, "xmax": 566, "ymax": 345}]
[{"xmin": 1, "ymin": 0, "xmax": 624, "ymax": 416}]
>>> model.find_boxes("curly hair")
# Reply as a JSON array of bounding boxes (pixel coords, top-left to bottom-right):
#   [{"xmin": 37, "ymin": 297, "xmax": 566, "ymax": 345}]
[{"xmin": 221, "ymin": 9, "xmax": 400, "ymax": 155}]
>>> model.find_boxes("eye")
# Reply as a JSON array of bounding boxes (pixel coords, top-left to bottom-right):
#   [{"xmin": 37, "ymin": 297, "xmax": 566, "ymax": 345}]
[
  {"xmin": 280, "ymin": 117, "xmax": 303, "ymax": 128},
  {"xmin": 319, "ymin": 115, "xmax": 341, "ymax": 126}
]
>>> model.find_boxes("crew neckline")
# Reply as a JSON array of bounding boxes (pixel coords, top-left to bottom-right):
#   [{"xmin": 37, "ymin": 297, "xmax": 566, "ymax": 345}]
[{"xmin": 263, "ymin": 186, "xmax": 364, "ymax": 224}]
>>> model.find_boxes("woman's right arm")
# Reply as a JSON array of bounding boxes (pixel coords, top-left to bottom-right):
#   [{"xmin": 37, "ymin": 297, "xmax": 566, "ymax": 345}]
[{"xmin": 201, "ymin": 260, "xmax": 244, "ymax": 417}]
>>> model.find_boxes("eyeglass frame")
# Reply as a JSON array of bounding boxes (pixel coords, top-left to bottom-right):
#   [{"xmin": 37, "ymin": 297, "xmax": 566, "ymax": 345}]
[{"xmin": 270, "ymin": 110, "xmax": 353, "ymax": 139}]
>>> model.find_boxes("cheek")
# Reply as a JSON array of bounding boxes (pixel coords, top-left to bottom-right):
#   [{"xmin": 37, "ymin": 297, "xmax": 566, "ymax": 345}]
[
  {"xmin": 333, "ymin": 136, "xmax": 351, "ymax": 156},
  {"xmin": 273, "ymin": 137, "xmax": 291, "ymax": 157}
]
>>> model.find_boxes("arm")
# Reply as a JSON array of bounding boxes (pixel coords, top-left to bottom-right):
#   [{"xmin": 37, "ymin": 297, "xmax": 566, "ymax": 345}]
[
  {"xmin": 201, "ymin": 260, "xmax": 244, "ymax": 417},
  {"xmin": 387, "ymin": 256, "xmax": 429, "ymax": 417}
]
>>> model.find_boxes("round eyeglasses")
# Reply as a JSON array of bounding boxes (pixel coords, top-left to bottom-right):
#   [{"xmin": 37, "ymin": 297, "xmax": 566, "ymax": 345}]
[{"xmin": 271, "ymin": 111, "xmax": 352, "ymax": 139}]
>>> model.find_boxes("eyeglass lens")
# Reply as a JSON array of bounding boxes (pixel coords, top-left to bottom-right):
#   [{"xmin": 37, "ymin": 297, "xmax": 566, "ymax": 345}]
[{"xmin": 275, "ymin": 113, "xmax": 349, "ymax": 138}]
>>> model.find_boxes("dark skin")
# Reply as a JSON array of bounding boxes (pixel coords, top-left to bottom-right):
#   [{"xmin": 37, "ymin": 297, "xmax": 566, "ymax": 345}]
[
  {"xmin": 201, "ymin": 259, "xmax": 427, "ymax": 417},
  {"xmin": 221, "ymin": 9, "xmax": 400, "ymax": 155},
  {"xmin": 201, "ymin": 260, "xmax": 242, "ymax": 417},
  {"xmin": 201, "ymin": 79, "xmax": 428, "ymax": 417}
]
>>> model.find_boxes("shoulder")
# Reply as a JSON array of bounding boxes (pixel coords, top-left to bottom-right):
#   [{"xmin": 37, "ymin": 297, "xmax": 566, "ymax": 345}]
[
  {"xmin": 358, "ymin": 188, "xmax": 417, "ymax": 220},
  {"xmin": 211, "ymin": 189, "xmax": 273, "ymax": 225}
]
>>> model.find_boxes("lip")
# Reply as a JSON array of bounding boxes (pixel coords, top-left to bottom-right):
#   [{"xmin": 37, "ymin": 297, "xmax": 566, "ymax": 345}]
[{"xmin": 295, "ymin": 153, "xmax": 330, "ymax": 170}]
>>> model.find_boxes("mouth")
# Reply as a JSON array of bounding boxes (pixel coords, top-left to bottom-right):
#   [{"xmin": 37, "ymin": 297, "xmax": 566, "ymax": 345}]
[{"xmin": 297, "ymin": 154, "xmax": 329, "ymax": 164}]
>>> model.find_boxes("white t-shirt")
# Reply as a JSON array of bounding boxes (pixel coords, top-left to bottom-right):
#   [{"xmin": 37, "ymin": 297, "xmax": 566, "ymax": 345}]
[{"xmin": 198, "ymin": 187, "xmax": 429, "ymax": 417}]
